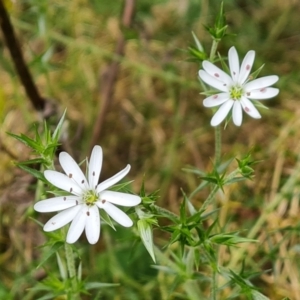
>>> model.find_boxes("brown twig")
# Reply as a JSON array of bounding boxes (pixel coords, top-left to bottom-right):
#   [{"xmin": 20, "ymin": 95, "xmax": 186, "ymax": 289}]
[
  {"xmin": 0, "ymin": 0, "xmax": 45, "ymax": 111},
  {"xmin": 89, "ymin": 0, "xmax": 135, "ymax": 150}
]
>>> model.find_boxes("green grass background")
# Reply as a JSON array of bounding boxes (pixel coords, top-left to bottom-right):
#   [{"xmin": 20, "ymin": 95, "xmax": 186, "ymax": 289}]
[{"xmin": 1, "ymin": 0, "xmax": 300, "ymax": 299}]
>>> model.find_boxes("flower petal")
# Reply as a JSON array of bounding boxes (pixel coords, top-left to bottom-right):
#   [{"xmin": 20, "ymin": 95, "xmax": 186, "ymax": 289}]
[
  {"xmin": 43, "ymin": 205, "xmax": 82, "ymax": 232},
  {"xmin": 240, "ymin": 97, "xmax": 261, "ymax": 119},
  {"xmin": 228, "ymin": 47, "xmax": 240, "ymax": 82},
  {"xmin": 238, "ymin": 50, "xmax": 255, "ymax": 84},
  {"xmin": 66, "ymin": 205, "xmax": 88, "ymax": 243},
  {"xmin": 88, "ymin": 145, "xmax": 103, "ymax": 190},
  {"xmin": 202, "ymin": 61, "xmax": 232, "ymax": 85},
  {"xmin": 34, "ymin": 196, "xmax": 80, "ymax": 212},
  {"xmin": 44, "ymin": 170, "xmax": 83, "ymax": 196},
  {"xmin": 59, "ymin": 152, "xmax": 89, "ymax": 189},
  {"xmin": 199, "ymin": 70, "xmax": 228, "ymax": 92},
  {"xmin": 232, "ymin": 101, "xmax": 243, "ymax": 126},
  {"xmin": 246, "ymin": 87, "xmax": 279, "ymax": 100},
  {"xmin": 96, "ymin": 164, "xmax": 131, "ymax": 193},
  {"xmin": 99, "ymin": 191, "xmax": 141, "ymax": 207},
  {"xmin": 244, "ymin": 75, "xmax": 279, "ymax": 91},
  {"xmin": 210, "ymin": 99, "xmax": 234, "ymax": 126},
  {"xmin": 85, "ymin": 205, "xmax": 100, "ymax": 244},
  {"xmin": 203, "ymin": 93, "xmax": 229, "ymax": 107},
  {"xmin": 97, "ymin": 201, "xmax": 133, "ymax": 227}
]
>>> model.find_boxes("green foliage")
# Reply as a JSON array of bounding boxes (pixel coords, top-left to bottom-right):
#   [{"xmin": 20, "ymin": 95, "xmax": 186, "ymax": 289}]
[
  {"xmin": 187, "ymin": 31, "xmax": 207, "ymax": 63},
  {"xmin": 203, "ymin": 2, "xmax": 228, "ymax": 42},
  {"xmin": 1, "ymin": 0, "xmax": 295, "ymax": 299},
  {"xmin": 7, "ymin": 110, "xmax": 67, "ymax": 178}
]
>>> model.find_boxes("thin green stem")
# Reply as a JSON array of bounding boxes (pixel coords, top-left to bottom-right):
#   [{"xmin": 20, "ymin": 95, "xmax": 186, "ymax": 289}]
[
  {"xmin": 225, "ymin": 169, "xmax": 241, "ymax": 182},
  {"xmin": 64, "ymin": 243, "xmax": 78, "ymax": 298},
  {"xmin": 214, "ymin": 126, "xmax": 221, "ymax": 167},
  {"xmin": 209, "ymin": 39, "xmax": 219, "ymax": 62},
  {"xmin": 153, "ymin": 204, "xmax": 179, "ymax": 220},
  {"xmin": 209, "ymin": 38, "xmax": 221, "ymax": 167},
  {"xmin": 202, "ymin": 185, "xmax": 219, "ymax": 211},
  {"xmin": 34, "ymin": 165, "xmax": 45, "ymax": 203},
  {"xmin": 211, "ymin": 268, "xmax": 217, "ymax": 300}
]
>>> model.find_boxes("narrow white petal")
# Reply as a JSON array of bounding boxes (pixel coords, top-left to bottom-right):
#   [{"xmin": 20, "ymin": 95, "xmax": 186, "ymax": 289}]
[
  {"xmin": 238, "ymin": 50, "xmax": 255, "ymax": 84},
  {"xmin": 34, "ymin": 196, "xmax": 80, "ymax": 212},
  {"xmin": 246, "ymin": 87, "xmax": 279, "ymax": 100},
  {"xmin": 199, "ymin": 70, "xmax": 228, "ymax": 92},
  {"xmin": 228, "ymin": 47, "xmax": 240, "ymax": 82},
  {"xmin": 66, "ymin": 206, "xmax": 88, "ymax": 244},
  {"xmin": 202, "ymin": 61, "xmax": 232, "ymax": 85},
  {"xmin": 59, "ymin": 152, "xmax": 89, "ymax": 189},
  {"xmin": 203, "ymin": 93, "xmax": 229, "ymax": 107},
  {"xmin": 96, "ymin": 164, "xmax": 131, "ymax": 193},
  {"xmin": 85, "ymin": 205, "xmax": 100, "ymax": 244},
  {"xmin": 43, "ymin": 205, "xmax": 82, "ymax": 232},
  {"xmin": 88, "ymin": 146, "xmax": 103, "ymax": 189},
  {"xmin": 44, "ymin": 170, "xmax": 83, "ymax": 195},
  {"xmin": 99, "ymin": 191, "xmax": 141, "ymax": 207},
  {"xmin": 210, "ymin": 100, "xmax": 234, "ymax": 126},
  {"xmin": 240, "ymin": 97, "xmax": 261, "ymax": 119},
  {"xmin": 232, "ymin": 101, "xmax": 243, "ymax": 126},
  {"xmin": 97, "ymin": 201, "xmax": 133, "ymax": 227},
  {"xmin": 244, "ymin": 75, "xmax": 279, "ymax": 91}
]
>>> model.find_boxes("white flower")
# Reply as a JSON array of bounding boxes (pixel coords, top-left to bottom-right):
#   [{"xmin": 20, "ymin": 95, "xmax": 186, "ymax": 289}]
[
  {"xmin": 199, "ymin": 46, "xmax": 279, "ymax": 126},
  {"xmin": 34, "ymin": 145, "xmax": 141, "ymax": 244}
]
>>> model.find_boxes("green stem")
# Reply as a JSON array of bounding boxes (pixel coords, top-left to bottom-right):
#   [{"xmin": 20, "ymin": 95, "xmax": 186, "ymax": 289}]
[
  {"xmin": 64, "ymin": 242, "xmax": 78, "ymax": 298},
  {"xmin": 214, "ymin": 126, "xmax": 221, "ymax": 167},
  {"xmin": 209, "ymin": 39, "xmax": 219, "ymax": 62},
  {"xmin": 153, "ymin": 204, "xmax": 179, "ymax": 220},
  {"xmin": 209, "ymin": 38, "xmax": 221, "ymax": 167},
  {"xmin": 225, "ymin": 169, "xmax": 241, "ymax": 182},
  {"xmin": 202, "ymin": 185, "xmax": 219, "ymax": 212},
  {"xmin": 201, "ymin": 168, "xmax": 240, "ymax": 213},
  {"xmin": 211, "ymin": 268, "xmax": 217, "ymax": 300}
]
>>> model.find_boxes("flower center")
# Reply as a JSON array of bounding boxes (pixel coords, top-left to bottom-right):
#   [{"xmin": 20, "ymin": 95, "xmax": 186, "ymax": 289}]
[
  {"xmin": 83, "ymin": 190, "xmax": 98, "ymax": 206},
  {"xmin": 229, "ymin": 85, "xmax": 244, "ymax": 100}
]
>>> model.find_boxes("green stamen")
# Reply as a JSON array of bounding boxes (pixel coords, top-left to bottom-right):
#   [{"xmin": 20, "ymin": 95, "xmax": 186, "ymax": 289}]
[
  {"xmin": 229, "ymin": 86, "xmax": 244, "ymax": 100},
  {"xmin": 84, "ymin": 190, "xmax": 98, "ymax": 206}
]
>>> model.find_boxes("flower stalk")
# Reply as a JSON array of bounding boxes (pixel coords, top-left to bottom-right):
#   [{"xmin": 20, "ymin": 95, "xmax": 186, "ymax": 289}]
[
  {"xmin": 214, "ymin": 125, "xmax": 222, "ymax": 167},
  {"xmin": 64, "ymin": 242, "xmax": 79, "ymax": 299}
]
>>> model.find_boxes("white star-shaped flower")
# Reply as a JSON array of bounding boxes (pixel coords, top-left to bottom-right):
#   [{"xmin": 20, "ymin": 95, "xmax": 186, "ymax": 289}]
[
  {"xmin": 34, "ymin": 145, "xmax": 141, "ymax": 244},
  {"xmin": 199, "ymin": 46, "xmax": 279, "ymax": 126}
]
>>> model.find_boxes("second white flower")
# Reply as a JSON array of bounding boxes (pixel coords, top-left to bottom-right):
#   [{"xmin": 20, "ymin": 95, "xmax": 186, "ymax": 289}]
[{"xmin": 199, "ymin": 46, "xmax": 279, "ymax": 126}]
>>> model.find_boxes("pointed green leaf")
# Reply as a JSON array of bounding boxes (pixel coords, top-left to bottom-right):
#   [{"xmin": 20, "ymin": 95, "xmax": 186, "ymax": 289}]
[
  {"xmin": 52, "ymin": 109, "xmax": 67, "ymax": 142},
  {"xmin": 137, "ymin": 219, "xmax": 156, "ymax": 262},
  {"xmin": 18, "ymin": 164, "xmax": 46, "ymax": 182},
  {"xmin": 36, "ymin": 242, "xmax": 64, "ymax": 269},
  {"xmin": 56, "ymin": 252, "xmax": 67, "ymax": 280}
]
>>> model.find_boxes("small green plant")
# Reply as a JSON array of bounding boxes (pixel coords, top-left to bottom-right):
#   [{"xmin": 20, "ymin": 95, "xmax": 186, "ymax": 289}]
[{"xmin": 4, "ymin": 2, "xmax": 290, "ymax": 300}]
